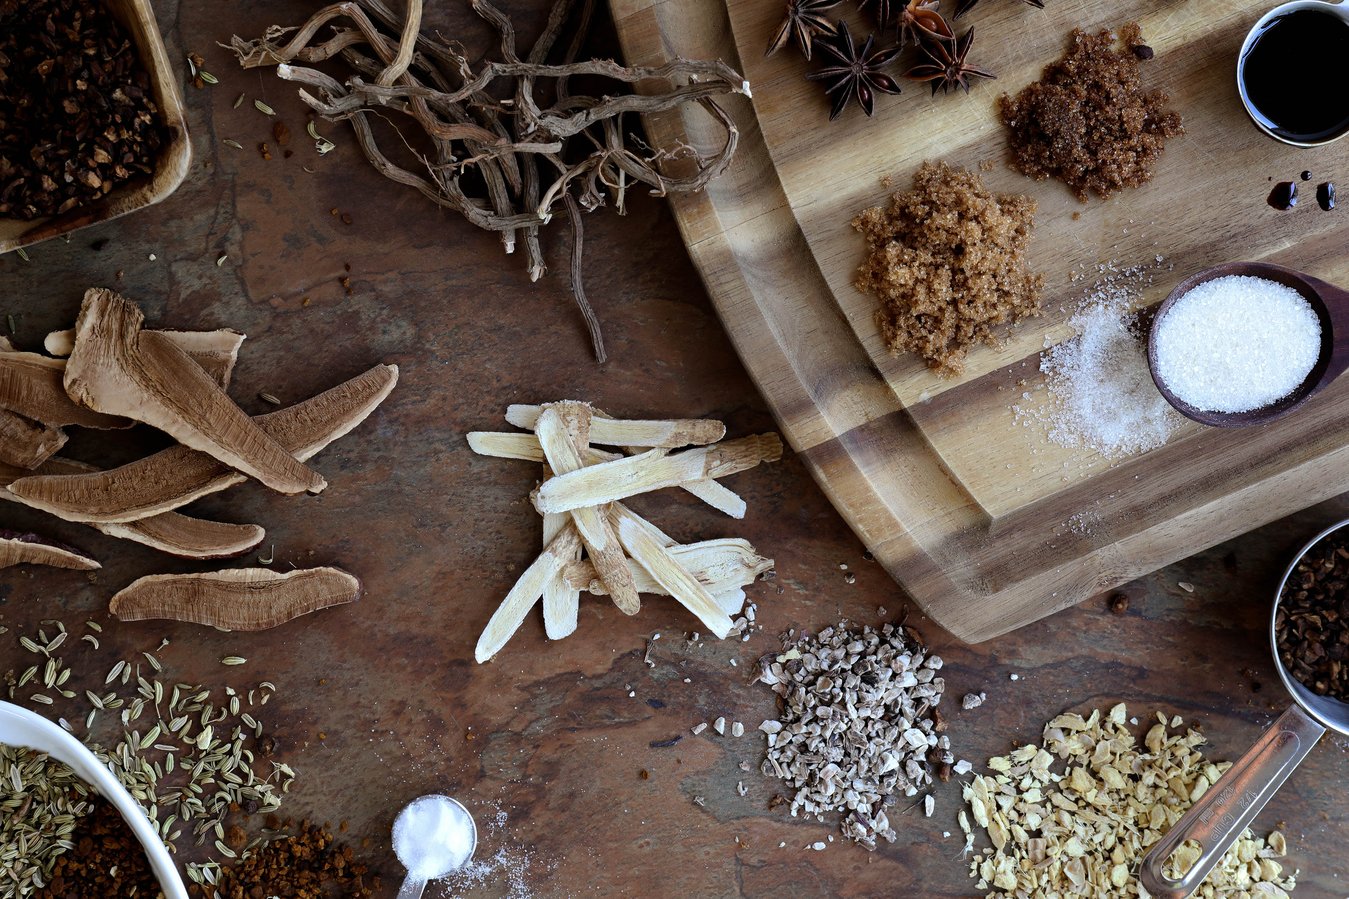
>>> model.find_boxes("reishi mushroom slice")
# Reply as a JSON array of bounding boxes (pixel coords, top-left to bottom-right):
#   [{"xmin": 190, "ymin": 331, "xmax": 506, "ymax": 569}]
[
  {"xmin": 63, "ymin": 288, "xmax": 324, "ymax": 495},
  {"xmin": 0, "ymin": 459, "xmax": 265, "ymax": 560},
  {"xmin": 0, "ymin": 408, "xmax": 66, "ymax": 469},
  {"xmin": 6, "ymin": 363, "xmax": 398, "ymax": 524},
  {"xmin": 44, "ymin": 328, "xmax": 245, "ymax": 390},
  {"xmin": 0, "ymin": 349, "xmax": 129, "ymax": 429},
  {"xmin": 109, "ymin": 567, "xmax": 360, "ymax": 630},
  {"xmin": 0, "ymin": 529, "xmax": 99, "ymax": 570}
]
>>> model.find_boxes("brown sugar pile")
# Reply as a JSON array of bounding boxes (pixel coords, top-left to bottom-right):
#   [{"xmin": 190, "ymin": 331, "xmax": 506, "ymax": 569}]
[
  {"xmin": 853, "ymin": 161, "xmax": 1043, "ymax": 377},
  {"xmin": 999, "ymin": 23, "xmax": 1183, "ymax": 201}
]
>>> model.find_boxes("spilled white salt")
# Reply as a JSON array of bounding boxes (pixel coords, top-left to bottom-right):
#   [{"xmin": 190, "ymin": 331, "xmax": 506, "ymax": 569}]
[
  {"xmin": 393, "ymin": 795, "xmax": 475, "ymax": 879},
  {"xmin": 1154, "ymin": 275, "xmax": 1321, "ymax": 413},
  {"xmin": 1018, "ymin": 266, "xmax": 1182, "ymax": 459}
]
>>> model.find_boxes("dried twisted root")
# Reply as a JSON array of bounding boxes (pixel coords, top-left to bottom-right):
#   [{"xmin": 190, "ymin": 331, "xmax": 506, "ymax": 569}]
[{"xmin": 227, "ymin": 0, "xmax": 750, "ymax": 362}]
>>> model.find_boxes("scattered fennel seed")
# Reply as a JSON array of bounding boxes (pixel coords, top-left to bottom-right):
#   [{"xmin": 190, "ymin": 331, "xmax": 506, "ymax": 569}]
[
  {"xmin": 233, "ymin": 92, "xmax": 245, "ymax": 109},
  {"xmin": 222, "ymin": 139, "xmax": 243, "ymax": 150},
  {"xmin": 199, "ymin": 71, "xmax": 218, "ymax": 84},
  {"xmin": 221, "ymin": 657, "xmax": 247, "ymax": 667},
  {"xmin": 254, "ymin": 100, "xmax": 275, "ymax": 116}
]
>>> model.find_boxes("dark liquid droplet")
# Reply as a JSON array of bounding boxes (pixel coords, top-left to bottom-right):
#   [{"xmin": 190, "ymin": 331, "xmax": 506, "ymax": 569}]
[
  {"xmin": 1301, "ymin": 170, "xmax": 1313, "ymax": 181},
  {"xmin": 1268, "ymin": 180, "xmax": 1298, "ymax": 210},
  {"xmin": 1240, "ymin": 10, "xmax": 1349, "ymax": 143},
  {"xmin": 1318, "ymin": 181, "xmax": 1336, "ymax": 211}
]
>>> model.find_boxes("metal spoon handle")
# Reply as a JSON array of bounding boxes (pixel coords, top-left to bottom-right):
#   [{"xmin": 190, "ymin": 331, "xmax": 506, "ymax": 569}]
[
  {"xmin": 1139, "ymin": 704, "xmax": 1324, "ymax": 899},
  {"xmin": 396, "ymin": 873, "xmax": 428, "ymax": 899}
]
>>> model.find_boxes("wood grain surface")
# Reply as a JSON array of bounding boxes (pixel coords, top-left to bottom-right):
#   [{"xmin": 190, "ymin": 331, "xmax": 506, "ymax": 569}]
[
  {"xmin": 611, "ymin": 0, "xmax": 1349, "ymax": 642},
  {"xmin": 0, "ymin": 1, "xmax": 1344, "ymax": 896}
]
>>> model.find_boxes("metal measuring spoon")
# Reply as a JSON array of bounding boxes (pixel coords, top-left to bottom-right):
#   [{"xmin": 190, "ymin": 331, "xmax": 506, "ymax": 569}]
[
  {"xmin": 1147, "ymin": 261, "xmax": 1349, "ymax": 427},
  {"xmin": 392, "ymin": 794, "xmax": 477, "ymax": 899},
  {"xmin": 1139, "ymin": 518, "xmax": 1349, "ymax": 898}
]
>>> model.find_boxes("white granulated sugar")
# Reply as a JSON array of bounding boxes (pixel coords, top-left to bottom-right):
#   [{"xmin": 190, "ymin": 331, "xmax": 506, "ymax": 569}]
[
  {"xmin": 393, "ymin": 795, "xmax": 476, "ymax": 879},
  {"xmin": 1154, "ymin": 275, "xmax": 1322, "ymax": 413},
  {"xmin": 1017, "ymin": 265, "xmax": 1182, "ymax": 459}
]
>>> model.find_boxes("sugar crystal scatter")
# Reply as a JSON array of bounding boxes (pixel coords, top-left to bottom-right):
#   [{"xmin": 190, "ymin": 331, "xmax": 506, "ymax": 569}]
[{"xmin": 1015, "ymin": 264, "xmax": 1182, "ymax": 459}]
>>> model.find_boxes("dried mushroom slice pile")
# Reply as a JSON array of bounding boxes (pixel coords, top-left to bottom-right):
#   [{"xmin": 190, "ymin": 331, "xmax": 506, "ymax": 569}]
[
  {"xmin": 469, "ymin": 402, "xmax": 781, "ymax": 661},
  {"xmin": 961, "ymin": 703, "xmax": 1298, "ymax": 897},
  {"xmin": 0, "ymin": 287, "xmax": 395, "ymax": 630}
]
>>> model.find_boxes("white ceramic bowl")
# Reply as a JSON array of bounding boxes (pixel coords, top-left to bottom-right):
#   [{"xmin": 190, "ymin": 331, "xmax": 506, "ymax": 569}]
[{"xmin": 0, "ymin": 700, "xmax": 187, "ymax": 898}]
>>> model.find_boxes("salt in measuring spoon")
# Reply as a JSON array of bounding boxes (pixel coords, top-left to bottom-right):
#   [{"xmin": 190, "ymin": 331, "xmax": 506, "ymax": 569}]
[
  {"xmin": 393, "ymin": 794, "xmax": 477, "ymax": 899},
  {"xmin": 1146, "ymin": 261, "xmax": 1349, "ymax": 427}
]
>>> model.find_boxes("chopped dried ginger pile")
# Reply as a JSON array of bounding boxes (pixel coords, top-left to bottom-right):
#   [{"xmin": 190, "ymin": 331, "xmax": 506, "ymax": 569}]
[
  {"xmin": 854, "ymin": 161, "xmax": 1043, "ymax": 377},
  {"xmin": 961, "ymin": 703, "xmax": 1296, "ymax": 898}
]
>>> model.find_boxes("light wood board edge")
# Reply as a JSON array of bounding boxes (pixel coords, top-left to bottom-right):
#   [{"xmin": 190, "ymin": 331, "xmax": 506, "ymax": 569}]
[{"xmin": 612, "ymin": 0, "xmax": 1348, "ymax": 641}]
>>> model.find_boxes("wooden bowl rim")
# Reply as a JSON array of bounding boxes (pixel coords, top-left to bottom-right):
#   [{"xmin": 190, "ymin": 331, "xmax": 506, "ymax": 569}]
[{"xmin": 1146, "ymin": 261, "xmax": 1335, "ymax": 428}]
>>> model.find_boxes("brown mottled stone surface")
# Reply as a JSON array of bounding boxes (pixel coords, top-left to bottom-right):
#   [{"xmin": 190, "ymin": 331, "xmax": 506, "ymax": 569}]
[{"xmin": 0, "ymin": 1, "xmax": 1345, "ymax": 896}]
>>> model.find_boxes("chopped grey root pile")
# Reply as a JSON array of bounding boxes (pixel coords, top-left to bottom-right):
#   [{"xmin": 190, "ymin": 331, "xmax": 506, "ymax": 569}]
[
  {"xmin": 756, "ymin": 619, "xmax": 950, "ymax": 849},
  {"xmin": 1015, "ymin": 263, "xmax": 1182, "ymax": 459}
]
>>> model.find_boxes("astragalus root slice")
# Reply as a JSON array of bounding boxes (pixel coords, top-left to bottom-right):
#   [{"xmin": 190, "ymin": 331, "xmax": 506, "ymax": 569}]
[
  {"xmin": 541, "ymin": 464, "xmax": 580, "ymax": 641},
  {"xmin": 0, "ymin": 529, "xmax": 99, "ymax": 570},
  {"xmin": 63, "ymin": 288, "xmax": 324, "ymax": 495},
  {"xmin": 477, "ymin": 524, "xmax": 584, "ymax": 662},
  {"xmin": 8, "ymin": 364, "xmax": 398, "ymax": 524},
  {"xmin": 611, "ymin": 504, "xmax": 734, "ymax": 638},
  {"xmin": 45, "ymin": 328, "xmax": 245, "ymax": 390},
  {"xmin": 471, "ymin": 402, "xmax": 778, "ymax": 659},
  {"xmin": 0, "ymin": 408, "xmax": 66, "ymax": 469},
  {"xmin": 562, "ymin": 538, "xmax": 771, "ymax": 598},
  {"xmin": 505, "ymin": 404, "xmax": 726, "ymax": 447},
  {"xmin": 0, "ymin": 459, "xmax": 264, "ymax": 559},
  {"xmin": 535, "ymin": 434, "xmax": 783, "ymax": 514},
  {"xmin": 0, "ymin": 349, "xmax": 127, "ymax": 429},
  {"xmin": 467, "ymin": 433, "xmax": 748, "ymax": 517},
  {"xmin": 536, "ymin": 403, "xmax": 640, "ymax": 615},
  {"xmin": 110, "ymin": 567, "xmax": 360, "ymax": 630}
]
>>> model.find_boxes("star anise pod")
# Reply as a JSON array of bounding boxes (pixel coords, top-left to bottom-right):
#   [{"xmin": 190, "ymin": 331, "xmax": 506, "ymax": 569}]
[
  {"xmin": 953, "ymin": 0, "xmax": 1044, "ymax": 18},
  {"xmin": 897, "ymin": 0, "xmax": 952, "ymax": 48},
  {"xmin": 856, "ymin": 0, "xmax": 897, "ymax": 31},
  {"xmin": 806, "ymin": 21, "xmax": 902, "ymax": 120},
  {"xmin": 905, "ymin": 27, "xmax": 995, "ymax": 95},
  {"xmin": 766, "ymin": 0, "xmax": 842, "ymax": 60}
]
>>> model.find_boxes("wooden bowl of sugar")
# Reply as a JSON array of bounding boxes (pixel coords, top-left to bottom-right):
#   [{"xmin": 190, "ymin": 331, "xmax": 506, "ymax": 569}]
[{"xmin": 1147, "ymin": 261, "xmax": 1349, "ymax": 427}]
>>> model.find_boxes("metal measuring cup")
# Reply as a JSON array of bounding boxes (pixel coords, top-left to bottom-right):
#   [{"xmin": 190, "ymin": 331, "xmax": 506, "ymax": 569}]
[{"xmin": 1139, "ymin": 518, "xmax": 1349, "ymax": 898}]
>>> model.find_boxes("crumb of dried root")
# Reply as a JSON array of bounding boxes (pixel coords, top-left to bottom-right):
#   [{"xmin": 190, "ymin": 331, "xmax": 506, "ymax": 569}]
[
  {"xmin": 962, "ymin": 703, "xmax": 1298, "ymax": 896},
  {"xmin": 756, "ymin": 619, "xmax": 951, "ymax": 849},
  {"xmin": 999, "ymin": 23, "xmax": 1183, "ymax": 202},
  {"xmin": 853, "ymin": 161, "xmax": 1043, "ymax": 377}
]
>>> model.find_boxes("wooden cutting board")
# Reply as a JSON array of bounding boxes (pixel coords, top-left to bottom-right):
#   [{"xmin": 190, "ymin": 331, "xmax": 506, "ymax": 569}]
[{"xmin": 610, "ymin": 0, "xmax": 1349, "ymax": 642}]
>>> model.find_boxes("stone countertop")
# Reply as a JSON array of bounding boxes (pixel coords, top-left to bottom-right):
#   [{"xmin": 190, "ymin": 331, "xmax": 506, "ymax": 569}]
[{"xmin": 0, "ymin": 0, "xmax": 1345, "ymax": 895}]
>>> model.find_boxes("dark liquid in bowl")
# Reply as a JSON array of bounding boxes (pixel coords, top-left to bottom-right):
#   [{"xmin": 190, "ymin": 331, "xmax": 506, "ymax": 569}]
[{"xmin": 1240, "ymin": 9, "xmax": 1349, "ymax": 143}]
